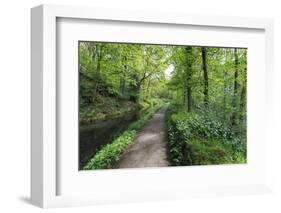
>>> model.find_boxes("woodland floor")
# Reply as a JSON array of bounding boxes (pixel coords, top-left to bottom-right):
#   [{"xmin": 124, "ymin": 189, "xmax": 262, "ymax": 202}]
[{"xmin": 115, "ymin": 107, "xmax": 170, "ymax": 168}]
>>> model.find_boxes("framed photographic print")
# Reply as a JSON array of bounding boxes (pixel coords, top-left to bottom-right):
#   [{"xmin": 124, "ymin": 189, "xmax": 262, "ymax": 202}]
[{"xmin": 31, "ymin": 4, "xmax": 274, "ymax": 208}]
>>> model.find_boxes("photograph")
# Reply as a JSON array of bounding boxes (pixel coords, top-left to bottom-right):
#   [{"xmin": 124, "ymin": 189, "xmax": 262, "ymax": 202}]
[{"xmin": 79, "ymin": 41, "xmax": 247, "ymax": 170}]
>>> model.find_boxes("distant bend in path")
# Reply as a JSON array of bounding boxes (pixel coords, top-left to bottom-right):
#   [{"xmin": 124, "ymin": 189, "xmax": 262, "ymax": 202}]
[{"xmin": 115, "ymin": 107, "xmax": 170, "ymax": 168}]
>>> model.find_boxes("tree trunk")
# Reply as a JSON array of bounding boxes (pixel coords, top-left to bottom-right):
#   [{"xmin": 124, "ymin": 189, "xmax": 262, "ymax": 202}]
[
  {"xmin": 239, "ymin": 67, "xmax": 247, "ymax": 122},
  {"xmin": 92, "ymin": 45, "xmax": 103, "ymax": 103},
  {"xmin": 120, "ymin": 56, "xmax": 127, "ymax": 94},
  {"xmin": 120, "ymin": 71, "xmax": 126, "ymax": 95},
  {"xmin": 120, "ymin": 77, "xmax": 126, "ymax": 94},
  {"xmin": 185, "ymin": 47, "xmax": 192, "ymax": 112},
  {"xmin": 183, "ymin": 80, "xmax": 186, "ymax": 106},
  {"xmin": 231, "ymin": 48, "xmax": 239, "ymax": 126},
  {"xmin": 201, "ymin": 47, "xmax": 209, "ymax": 108},
  {"xmin": 145, "ymin": 76, "xmax": 151, "ymax": 99},
  {"xmin": 223, "ymin": 49, "xmax": 227, "ymax": 120}
]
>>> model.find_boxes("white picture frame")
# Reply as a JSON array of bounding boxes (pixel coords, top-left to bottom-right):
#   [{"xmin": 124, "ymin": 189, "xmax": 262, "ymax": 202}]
[{"xmin": 31, "ymin": 4, "xmax": 274, "ymax": 208}]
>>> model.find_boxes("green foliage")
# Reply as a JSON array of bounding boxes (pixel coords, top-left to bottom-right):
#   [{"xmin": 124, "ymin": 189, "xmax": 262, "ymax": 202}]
[
  {"xmin": 79, "ymin": 42, "xmax": 170, "ymax": 106},
  {"xmin": 167, "ymin": 104, "xmax": 246, "ymax": 166},
  {"xmin": 186, "ymin": 139, "xmax": 232, "ymax": 165},
  {"xmin": 83, "ymin": 130, "xmax": 136, "ymax": 170},
  {"xmin": 166, "ymin": 47, "xmax": 247, "ymax": 166},
  {"xmin": 171, "ymin": 112, "xmax": 239, "ymax": 143},
  {"xmin": 169, "ymin": 47, "xmax": 247, "ymax": 125},
  {"xmin": 83, "ymin": 103, "xmax": 163, "ymax": 170},
  {"xmin": 79, "ymin": 41, "xmax": 172, "ymax": 125}
]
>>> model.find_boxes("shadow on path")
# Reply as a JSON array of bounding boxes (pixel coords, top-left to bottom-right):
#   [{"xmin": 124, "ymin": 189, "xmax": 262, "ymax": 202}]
[{"xmin": 115, "ymin": 107, "xmax": 170, "ymax": 168}]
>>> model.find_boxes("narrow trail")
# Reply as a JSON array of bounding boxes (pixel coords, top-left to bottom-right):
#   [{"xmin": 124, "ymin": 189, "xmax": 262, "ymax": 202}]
[{"xmin": 115, "ymin": 107, "xmax": 170, "ymax": 168}]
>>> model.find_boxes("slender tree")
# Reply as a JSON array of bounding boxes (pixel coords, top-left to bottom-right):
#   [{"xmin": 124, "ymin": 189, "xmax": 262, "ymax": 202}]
[
  {"xmin": 239, "ymin": 67, "xmax": 247, "ymax": 122},
  {"xmin": 185, "ymin": 47, "xmax": 193, "ymax": 112},
  {"xmin": 145, "ymin": 75, "xmax": 152, "ymax": 99},
  {"xmin": 120, "ymin": 55, "xmax": 127, "ymax": 94},
  {"xmin": 201, "ymin": 47, "xmax": 209, "ymax": 108},
  {"xmin": 231, "ymin": 48, "xmax": 239, "ymax": 126},
  {"xmin": 92, "ymin": 44, "xmax": 103, "ymax": 103},
  {"xmin": 223, "ymin": 49, "xmax": 227, "ymax": 119}
]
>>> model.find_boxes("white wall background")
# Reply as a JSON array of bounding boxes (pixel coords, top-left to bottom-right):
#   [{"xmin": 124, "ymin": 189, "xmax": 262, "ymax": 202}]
[{"xmin": 0, "ymin": 0, "xmax": 280, "ymax": 212}]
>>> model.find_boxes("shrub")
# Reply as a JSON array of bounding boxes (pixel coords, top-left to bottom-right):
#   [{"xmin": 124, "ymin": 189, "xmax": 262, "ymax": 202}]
[
  {"xmin": 187, "ymin": 139, "xmax": 232, "ymax": 165},
  {"xmin": 83, "ymin": 130, "xmax": 136, "ymax": 169},
  {"xmin": 167, "ymin": 106, "xmax": 246, "ymax": 166}
]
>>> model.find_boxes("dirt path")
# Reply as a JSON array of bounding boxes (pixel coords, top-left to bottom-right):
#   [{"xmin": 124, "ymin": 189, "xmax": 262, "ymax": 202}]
[{"xmin": 115, "ymin": 107, "xmax": 170, "ymax": 168}]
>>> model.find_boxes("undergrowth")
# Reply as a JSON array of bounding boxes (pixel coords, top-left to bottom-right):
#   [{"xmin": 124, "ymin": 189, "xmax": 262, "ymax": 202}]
[{"xmin": 167, "ymin": 104, "xmax": 246, "ymax": 166}]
